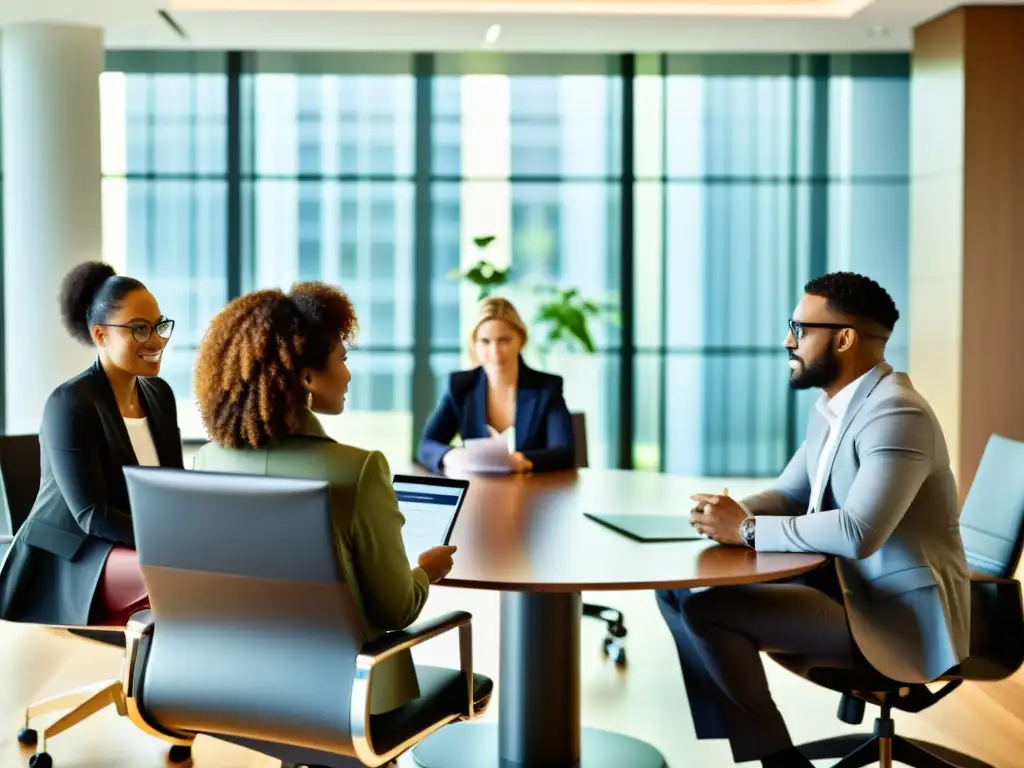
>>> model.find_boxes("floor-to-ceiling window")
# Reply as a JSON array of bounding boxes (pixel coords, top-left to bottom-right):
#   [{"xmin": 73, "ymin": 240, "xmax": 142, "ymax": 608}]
[
  {"xmin": 89, "ymin": 50, "xmax": 910, "ymax": 476},
  {"xmin": 238, "ymin": 53, "xmax": 417, "ymax": 458},
  {"xmin": 101, "ymin": 52, "xmax": 230, "ymax": 441},
  {"xmin": 633, "ymin": 53, "xmax": 910, "ymax": 476},
  {"xmin": 429, "ymin": 54, "xmax": 623, "ymax": 468}
]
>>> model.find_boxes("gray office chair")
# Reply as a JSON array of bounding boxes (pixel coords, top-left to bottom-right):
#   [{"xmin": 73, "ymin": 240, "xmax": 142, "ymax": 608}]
[
  {"xmin": 572, "ymin": 413, "xmax": 628, "ymax": 667},
  {"xmin": 121, "ymin": 466, "xmax": 492, "ymax": 768},
  {"xmin": 772, "ymin": 434, "xmax": 1024, "ymax": 768}
]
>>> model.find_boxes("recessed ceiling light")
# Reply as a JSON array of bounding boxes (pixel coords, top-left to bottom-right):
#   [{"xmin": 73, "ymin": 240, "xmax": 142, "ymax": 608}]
[
  {"xmin": 484, "ymin": 24, "xmax": 501, "ymax": 46},
  {"xmin": 867, "ymin": 25, "xmax": 890, "ymax": 38}
]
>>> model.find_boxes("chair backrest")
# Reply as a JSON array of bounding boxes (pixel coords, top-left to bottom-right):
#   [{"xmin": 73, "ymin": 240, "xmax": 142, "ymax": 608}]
[
  {"xmin": 571, "ymin": 412, "xmax": 589, "ymax": 469},
  {"xmin": 124, "ymin": 467, "xmax": 363, "ymax": 757},
  {"xmin": 0, "ymin": 434, "xmax": 41, "ymax": 535},
  {"xmin": 960, "ymin": 434, "xmax": 1024, "ymax": 579}
]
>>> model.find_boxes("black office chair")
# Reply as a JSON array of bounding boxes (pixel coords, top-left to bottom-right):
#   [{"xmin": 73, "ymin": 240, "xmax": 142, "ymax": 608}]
[
  {"xmin": 771, "ymin": 433, "xmax": 1024, "ymax": 768},
  {"xmin": 0, "ymin": 434, "xmax": 42, "ymax": 557},
  {"xmin": 572, "ymin": 413, "xmax": 628, "ymax": 667},
  {"xmin": 0, "ymin": 434, "xmax": 190, "ymax": 767}
]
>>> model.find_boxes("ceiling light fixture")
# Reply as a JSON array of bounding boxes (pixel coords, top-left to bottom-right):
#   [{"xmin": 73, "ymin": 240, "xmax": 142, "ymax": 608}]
[{"xmin": 484, "ymin": 23, "xmax": 501, "ymax": 46}]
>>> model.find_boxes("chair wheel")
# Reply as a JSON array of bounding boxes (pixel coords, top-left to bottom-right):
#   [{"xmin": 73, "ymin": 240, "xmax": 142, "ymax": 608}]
[
  {"xmin": 169, "ymin": 744, "xmax": 192, "ymax": 763},
  {"xmin": 17, "ymin": 728, "xmax": 38, "ymax": 746},
  {"xmin": 602, "ymin": 637, "xmax": 627, "ymax": 666},
  {"xmin": 29, "ymin": 752, "xmax": 53, "ymax": 768}
]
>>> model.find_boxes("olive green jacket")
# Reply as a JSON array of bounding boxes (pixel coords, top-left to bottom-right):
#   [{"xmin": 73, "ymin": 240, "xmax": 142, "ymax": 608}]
[{"xmin": 193, "ymin": 411, "xmax": 430, "ymax": 714}]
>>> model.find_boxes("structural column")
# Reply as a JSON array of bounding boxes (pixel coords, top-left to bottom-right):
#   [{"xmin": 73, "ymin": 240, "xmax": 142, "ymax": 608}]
[
  {"xmin": 2, "ymin": 23, "xmax": 104, "ymax": 434},
  {"xmin": 909, "ymin": 6, "xmax": 1024, "ymax": 499}
]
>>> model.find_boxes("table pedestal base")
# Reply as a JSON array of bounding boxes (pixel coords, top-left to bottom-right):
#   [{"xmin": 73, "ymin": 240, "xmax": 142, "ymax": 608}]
[
  {"xmin": 411, "ymin": 723, "xmax": 667, "ymax": 768},
  {"xmin": 411, "ymin": 591, "xmax": 666, "ymax": 768}
]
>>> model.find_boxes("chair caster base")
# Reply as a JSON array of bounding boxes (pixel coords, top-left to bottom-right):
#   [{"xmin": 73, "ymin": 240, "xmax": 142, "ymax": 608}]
[
  {"xmin": 17, "ymin": 729, "xmax": 38, "ymax": 747},
  {"xmin": 28, "ymin": 752, "xmax": 52, "ymax": 768},
  {"xmin": 169, "ymin": 744, "xmax": 192, "ymax": 763}
]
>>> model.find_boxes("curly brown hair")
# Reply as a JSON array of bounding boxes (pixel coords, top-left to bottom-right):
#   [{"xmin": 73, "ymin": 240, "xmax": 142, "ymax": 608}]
[{"xmin": 194, "ymin": 282, "xmax": 358, "ymax": 449}]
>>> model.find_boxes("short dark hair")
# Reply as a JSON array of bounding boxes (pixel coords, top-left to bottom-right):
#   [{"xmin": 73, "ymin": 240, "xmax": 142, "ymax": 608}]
[
  {"xmin": 194, "ymin": 282, "xmax": 358, "ymax": 449},
  {"xmin": 804, "ymin": 272, "xmax": 899, "ymax": 332},
  {"xmin": 59, "ymin": 261, "xmax": 148, "ymax": 345}
]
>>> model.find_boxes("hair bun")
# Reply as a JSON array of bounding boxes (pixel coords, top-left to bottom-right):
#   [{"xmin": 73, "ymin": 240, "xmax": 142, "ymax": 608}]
[{"xmin": 60, "ymin": 261, "xmax": 116, "ymax": 345}]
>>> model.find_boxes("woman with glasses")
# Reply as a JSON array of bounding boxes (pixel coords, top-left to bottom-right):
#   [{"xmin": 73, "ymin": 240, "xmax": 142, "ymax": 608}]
[{"xmin": 0, "ymin": 261, "xmax": 182, "ymax": 627}]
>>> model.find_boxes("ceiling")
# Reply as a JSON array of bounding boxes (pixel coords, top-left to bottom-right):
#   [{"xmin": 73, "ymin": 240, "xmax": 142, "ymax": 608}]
[{"xmin": 0, "ymin": 0, "xmax": 1017, "ymax": 52}]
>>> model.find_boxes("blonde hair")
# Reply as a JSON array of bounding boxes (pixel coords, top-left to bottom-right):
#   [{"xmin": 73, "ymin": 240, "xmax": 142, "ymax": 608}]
[{"xmin": 469, "ymin": 297, "xmax": 528, "ymax": 360}]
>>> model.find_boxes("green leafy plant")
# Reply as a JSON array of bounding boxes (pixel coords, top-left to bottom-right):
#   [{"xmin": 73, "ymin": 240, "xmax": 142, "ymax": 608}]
[
  {"xmin": 450, "ymin": 234, "xmax": 618, "ymax": 357},
  {"xmin": 534, "ymin": 287, "xmax": 617, "ymax": 354},
  {"xmin": 447, "ymin": 235, "xmax": 510, "ymax": 300}
]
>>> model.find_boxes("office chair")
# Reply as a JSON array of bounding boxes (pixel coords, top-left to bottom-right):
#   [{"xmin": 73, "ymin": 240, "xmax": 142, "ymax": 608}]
[
  {"xmin": 771, "ymin": 434, "xmax": 1024, "ymax": 768},
  {"xmin": 572, "ymin": 412, "xmax": 628, "ymax": 667},
  {"xmin": 121, "ymin": 466, "xmax": 492, "ymax": 768},
  {"xmin": 0, "ymin": 435, "xmax": 190, "ymax": 768},
  {"xmin": 0, "ymin": 434, "xmax": 42, "ymax": 558}
]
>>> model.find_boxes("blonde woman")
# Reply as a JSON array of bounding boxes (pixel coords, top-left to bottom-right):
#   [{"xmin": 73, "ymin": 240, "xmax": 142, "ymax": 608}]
[{"xmin": 418, "ymin": 297, "xmax": 574, "ymax": 474}]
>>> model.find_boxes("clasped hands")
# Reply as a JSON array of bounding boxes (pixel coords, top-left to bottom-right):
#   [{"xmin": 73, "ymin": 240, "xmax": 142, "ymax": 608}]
[{"xmin": 689, "ymin": 491, "xmax": 750, "ymax": 547}]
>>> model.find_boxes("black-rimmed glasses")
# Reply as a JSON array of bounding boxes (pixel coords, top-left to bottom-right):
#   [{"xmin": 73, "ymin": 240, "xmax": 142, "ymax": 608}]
[
  {"xmin": 97, "ymin": 318, "xmax": 175, "ymax": 344},
  {"xmin": 788, "ymin": 320, "xmax": 888, "ymax": 341}
]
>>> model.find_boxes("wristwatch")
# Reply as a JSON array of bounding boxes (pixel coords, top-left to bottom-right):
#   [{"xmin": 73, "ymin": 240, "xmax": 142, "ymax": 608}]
[{"xmin": 739, "ymin": 517, "xmax": 756, "ymax": 548}]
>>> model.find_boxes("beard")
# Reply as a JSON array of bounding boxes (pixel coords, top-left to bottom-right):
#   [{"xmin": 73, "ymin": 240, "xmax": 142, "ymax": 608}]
[{"xmin": 789, "ymin": 343, "xmax": 839, "ymax": 390}]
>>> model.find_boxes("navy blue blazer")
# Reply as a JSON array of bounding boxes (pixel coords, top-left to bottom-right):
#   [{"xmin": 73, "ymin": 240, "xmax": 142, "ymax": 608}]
[{"xmin": 418, "ymin": 360, "xmax": 575, "ymax": 473}]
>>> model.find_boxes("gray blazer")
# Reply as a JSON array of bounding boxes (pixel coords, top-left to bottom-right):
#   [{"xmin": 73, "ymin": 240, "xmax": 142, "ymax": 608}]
[{"xmin": 747, "ymin": 363, "xmax": 970, "ymax": 684}]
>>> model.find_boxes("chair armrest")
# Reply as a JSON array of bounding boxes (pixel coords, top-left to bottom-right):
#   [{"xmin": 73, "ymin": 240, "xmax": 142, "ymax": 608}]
[
  {"xmin": 126, "ymin": 609, "xmax": 153, "ymax": 636},
  {"xmin": 351, "ymin": 610, "xmax": 475, "ymax": 766},
  {"xmin": 357, "ymin": 610, "xmax": 472, "ymax": 666},
  {"xmin": 968, "ymin": 576, "xmax": 1024, "ymax": 673}
]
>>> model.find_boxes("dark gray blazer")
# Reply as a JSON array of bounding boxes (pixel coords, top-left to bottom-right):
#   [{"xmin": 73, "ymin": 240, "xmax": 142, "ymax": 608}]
[{"xmin": 0, "ymin": 360, "xmax": 183, "ymax": 625}]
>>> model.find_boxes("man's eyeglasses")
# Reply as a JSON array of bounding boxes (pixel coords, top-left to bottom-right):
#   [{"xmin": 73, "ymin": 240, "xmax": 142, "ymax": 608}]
[
  {"xmin": 788, "ymin": 320, "xmax": 888, "ymax": 341},
  {"xmin": 98, "ymin": 319, "xmax": 175, "ymax": 344}
]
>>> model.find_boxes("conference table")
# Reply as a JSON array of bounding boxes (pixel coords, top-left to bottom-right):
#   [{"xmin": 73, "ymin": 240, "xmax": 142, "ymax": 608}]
[{"xmin": 399, "ymin": 465, "xmax": 828, "ymax": 768}]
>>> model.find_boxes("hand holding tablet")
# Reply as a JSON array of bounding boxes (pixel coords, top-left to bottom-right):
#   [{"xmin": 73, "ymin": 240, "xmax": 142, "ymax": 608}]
[
  {"xmin": 417, "ymin": 545, "xmax": 458, "ymax": 583},
  {"xmin": 394, "ymin": 474, "xmax": 469, "ymax": 576}
]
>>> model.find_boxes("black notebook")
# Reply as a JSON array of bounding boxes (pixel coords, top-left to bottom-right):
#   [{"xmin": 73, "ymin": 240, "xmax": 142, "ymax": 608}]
[{"xmin": 584, "ymin": 512, "xmax": 705, "ymax": 542}]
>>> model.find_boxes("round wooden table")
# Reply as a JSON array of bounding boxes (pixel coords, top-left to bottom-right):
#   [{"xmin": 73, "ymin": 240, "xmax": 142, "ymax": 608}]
[{"xmin": 404, "ymin": 467, "xmax": 827, "ymax": 768}]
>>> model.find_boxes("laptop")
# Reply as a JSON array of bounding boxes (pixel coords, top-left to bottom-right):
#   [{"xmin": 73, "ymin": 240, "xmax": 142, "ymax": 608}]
[
  {"xmin": 584, "ymin": 512, "xmax": 705, "ymax": 542},
  {"xmin": 394, "ymin": 474, "xmax": 470, "ymax": 564}
]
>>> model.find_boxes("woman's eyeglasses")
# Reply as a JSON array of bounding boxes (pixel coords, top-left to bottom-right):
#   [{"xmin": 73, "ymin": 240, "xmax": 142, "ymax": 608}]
[{"xmin": 97, "ymin": 318, "xmax": 175, "ymax": 344}]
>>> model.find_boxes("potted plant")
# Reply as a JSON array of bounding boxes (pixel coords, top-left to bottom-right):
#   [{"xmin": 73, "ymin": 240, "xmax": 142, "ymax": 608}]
[{"xmin": 449, "ymin": 235, "xmax": 618, "ymax": 365}]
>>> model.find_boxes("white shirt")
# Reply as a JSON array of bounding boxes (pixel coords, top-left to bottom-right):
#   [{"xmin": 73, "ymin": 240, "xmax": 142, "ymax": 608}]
[
  {"xmin": 486, "ymin": 424, "xmax": 516, "ymax": 453},
  {"xmin": 123, "ymin": 417, "xmax": 161, "ymax": 467},
  {"xmin": 806, "ymin": 368, "xmax": 873, "ymax": 513}
]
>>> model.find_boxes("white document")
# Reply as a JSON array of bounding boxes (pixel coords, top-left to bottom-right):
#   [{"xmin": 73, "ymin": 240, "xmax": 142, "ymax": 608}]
[
  {"xmin": 456, "ymin": 435, "xmax": 513, "ymax": 473},
  {"xmin": 395, "ymin": 480, "xmax": 466, "ymax": 566}
]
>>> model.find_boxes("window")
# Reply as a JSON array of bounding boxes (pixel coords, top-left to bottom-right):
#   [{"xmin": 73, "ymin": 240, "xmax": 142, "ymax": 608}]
[
  {"xmin": 101, "ymin": 54, "xmax": 229, "ymax": 441},
  {"xmin": 633, "ymin": 54, "xmax": 910, "ymax": 475},
  {"xmin": 239, "ymin": 57, "xmax": 416, "ymax": 458},
  {"xmin": 91, "ymin": 51, "xmax": 910, "ymax": 477},
  {"xmin": 430, "ymin": 57, "xmax": 623, "ymax": 467}
]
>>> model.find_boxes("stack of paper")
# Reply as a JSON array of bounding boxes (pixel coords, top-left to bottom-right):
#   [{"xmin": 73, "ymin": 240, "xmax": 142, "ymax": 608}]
[{"xmin": 445, "ymin": 435, "xmax": 512, "ymax": 473}]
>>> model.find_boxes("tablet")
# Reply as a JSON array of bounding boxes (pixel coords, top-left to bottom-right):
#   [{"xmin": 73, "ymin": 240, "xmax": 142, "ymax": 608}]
[
  {"xmin": 394, "ymin": 475, "xmax": 469, "ymax": 564},
  {"xmin": 584, "ymin": 512, "xmax": 705, "ymax": 542}
]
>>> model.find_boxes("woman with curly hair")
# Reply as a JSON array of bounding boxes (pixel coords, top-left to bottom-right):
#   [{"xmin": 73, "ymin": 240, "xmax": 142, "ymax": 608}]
[
  {"xmin": 192, "ymin": 282, "xmax": 456, "ymax": 716},
  {"xmin": 0, "ymin": 261, "xmax": 181, "ymax": 627}
]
